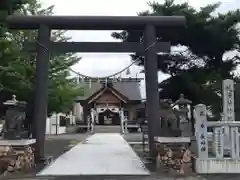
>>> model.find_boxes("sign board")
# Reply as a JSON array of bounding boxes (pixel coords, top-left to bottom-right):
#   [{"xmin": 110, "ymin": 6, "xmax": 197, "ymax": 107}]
[
  {"xmin": 194, "ymin": 104, "xmax": 208, "ymax": 159},
  {"xmin": 194, "ymin": 81, "xmax": 240, "ymax": 174},
  {"xmin": 222, "ymin": 79, "xmax": 235, "ymax": 153},
  {"xmin": 223, "ymin": 79, "xmax": 235, "ymax": 122}
]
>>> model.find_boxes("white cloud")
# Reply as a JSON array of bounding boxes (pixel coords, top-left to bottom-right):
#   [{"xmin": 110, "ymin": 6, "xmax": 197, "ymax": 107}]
[{"xmin": 40, "ymin": 0, "xmax": 239, "ymax": 98}]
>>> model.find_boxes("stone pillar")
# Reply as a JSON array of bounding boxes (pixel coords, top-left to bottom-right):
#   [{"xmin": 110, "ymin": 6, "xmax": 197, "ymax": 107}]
[
  {"xmin": 222, "ymin": 79, "xmax": 235, "ymax": 154},
  {"xmin": 144, "ymin": 24, "xmax": 160, "ymax": 157},
  {"xmin": 230, "ymin": 126, "xmax": 240, "ymax": 158},
  {"xmin": 213, "ymin": 127, "xmax": 224, "ymax": 158},
  {"xmin": 194, "ymin": 104, "xmax": 208, "ymax": 159},
  {"xmin": 33, "ymin": 24, "xmax": 51, "ymax": 162},
  {"xmin": 223, "ymin": 79, "xmax": 235, "ymax": 122}
]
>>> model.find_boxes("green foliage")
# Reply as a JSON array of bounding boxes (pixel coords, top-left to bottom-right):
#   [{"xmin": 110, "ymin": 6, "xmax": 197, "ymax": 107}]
[
  {"xmin": 0, "ymin": 0, "xmax": 29, "ymax": 16},
  {"xmin": 0, "ymin": 0, "xmax": 83, "ymax": 114},
  {"xmin": 112, "ymin": 0, "xmax": 240, "ymax": 116}
]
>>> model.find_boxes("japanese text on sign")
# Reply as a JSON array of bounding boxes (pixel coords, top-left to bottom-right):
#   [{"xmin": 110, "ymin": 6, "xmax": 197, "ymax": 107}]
[
  {"xmin": 200, "ymin": 127, "xmax": 207, "ymax": 152},
  {"xmin": 195, "ymin": 104, "xmax": 208, "ymax": 158},
  {"xmin": 223, "ymin": 79, "xmax": 235, "ymax": 122}
]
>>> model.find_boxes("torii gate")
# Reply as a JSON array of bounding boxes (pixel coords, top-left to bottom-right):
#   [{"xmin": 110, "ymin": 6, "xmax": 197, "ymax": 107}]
[{"xmin": 5, "ymin": 15, "xmax": 186, "ymax": 161}]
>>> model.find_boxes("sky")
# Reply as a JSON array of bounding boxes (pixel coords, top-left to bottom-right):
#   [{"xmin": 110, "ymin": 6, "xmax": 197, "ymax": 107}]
[{"xmin": 40, "ymin": 0, "xmax": 239, "ymax": 98}]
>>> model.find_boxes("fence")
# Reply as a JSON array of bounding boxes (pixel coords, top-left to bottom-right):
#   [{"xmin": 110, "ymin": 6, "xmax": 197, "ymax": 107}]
[{"xmin": 194, "ymin": 104, "xmax": 240, "ymax": 173}]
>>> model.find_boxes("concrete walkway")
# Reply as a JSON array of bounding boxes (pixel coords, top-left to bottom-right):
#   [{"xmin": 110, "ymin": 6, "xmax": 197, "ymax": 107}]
[{"xmin": 38, "ymin": 133, "xmax": 150, "ymax": 176}]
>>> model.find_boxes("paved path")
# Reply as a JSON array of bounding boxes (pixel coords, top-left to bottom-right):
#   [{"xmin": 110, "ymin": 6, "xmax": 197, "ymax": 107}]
[{"xmin": 38, "ymin": 133, "xmax": 150, "ymax": 176}]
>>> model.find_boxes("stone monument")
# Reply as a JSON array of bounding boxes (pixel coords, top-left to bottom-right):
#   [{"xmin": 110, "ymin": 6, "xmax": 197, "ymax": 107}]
[
  {"xmin": 0, "ymin": 95, "xmax": 36, "ymax": 175},
  {"xmin": 173, "ymin": 94, "xmax": 193, "ymax": 136},
  {"xmin": 221, "ymin": 79, "xmax": 235, "ymax": 155},
  {"xmin": 194, "ymin": 104, "xmax": 240, "ymax": 173},
  {"xmin": 155, "ymin": 98, "xmax": 192, "ymax": 174},
  {"xmin": 3, "ymin": 95, "xmax": 28, "ymax": 139},
  {"xmin": 194, "ymin": 79, "xmax": 240, "ymax": 173}
]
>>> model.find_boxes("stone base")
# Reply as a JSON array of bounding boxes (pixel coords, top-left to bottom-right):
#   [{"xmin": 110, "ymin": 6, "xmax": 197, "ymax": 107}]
[
  {"xmin": 196, "ymin": 158, "xmax": 240, "ymax": 174},
  {"xmin": 3, "ymin": 130, "xmax": 29, "ymax": 140},
  {"xmin": 0, "ymin": 139, "xmax": 36, "ymax": 146},
  {"xmin": 0, "ymin": 139, "xmax": 35, "ymax": 176},
  {"xmin": 155, "ymin": 136, "xmax": 195, "ymax": 174},
  {"xmin": 155, "ymin": 137, "xmax": 191, "ymax": 144}
]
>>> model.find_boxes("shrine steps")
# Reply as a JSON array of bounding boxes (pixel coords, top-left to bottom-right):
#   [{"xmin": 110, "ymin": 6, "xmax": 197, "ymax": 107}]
[{"xmin": 94, "ymin": 125, "xmax": 122, "ymax": 133}]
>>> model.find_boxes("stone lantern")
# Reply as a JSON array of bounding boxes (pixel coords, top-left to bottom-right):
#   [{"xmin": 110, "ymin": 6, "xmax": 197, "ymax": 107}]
[
  {"xmin": 3, "ymin": 95, "xmax": 28, "ymax": 139},
  {"xmin": 159, "ymin": 99, "xmax": 181, "ymax": 137},
  {"xmin": 174, "ymin": 94, "xmax": 192, "ymax": 123}
]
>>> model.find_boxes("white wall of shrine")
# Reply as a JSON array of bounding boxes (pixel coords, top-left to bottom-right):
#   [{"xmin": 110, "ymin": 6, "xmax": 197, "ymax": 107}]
[
  {"xmin": 73, "ymin": 102, "xmax": 83, "ymax": 121},
  {"xmin": 46, "ymin": 113, "xmax": 67, "ymax": 135}
]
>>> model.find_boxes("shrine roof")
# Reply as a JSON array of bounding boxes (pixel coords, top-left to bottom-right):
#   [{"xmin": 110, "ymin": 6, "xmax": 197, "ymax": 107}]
[{"xmin": 76, "ymin": 79, "xmax": 142, "ymax": 101}]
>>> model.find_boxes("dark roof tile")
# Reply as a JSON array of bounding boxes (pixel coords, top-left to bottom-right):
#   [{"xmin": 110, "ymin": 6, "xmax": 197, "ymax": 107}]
[{"xmin": 76, "ymin": 81, "xmax": 142, "ymax": 101}]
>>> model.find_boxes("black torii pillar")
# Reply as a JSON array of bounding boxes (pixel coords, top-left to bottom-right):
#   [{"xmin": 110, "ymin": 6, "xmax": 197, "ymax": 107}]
[
  {"xmin": 144, "ymin": 25, "xmax": 160, "ymax": 156},
  {"xmin": 33, "ymin": 24, "xmax": 51, "ymax": 161}
]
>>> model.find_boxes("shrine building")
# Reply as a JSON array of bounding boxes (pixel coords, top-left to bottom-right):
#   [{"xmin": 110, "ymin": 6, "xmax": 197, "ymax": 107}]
[{"xmin": 74, "ymin": 78, "xmax": 143, "ymax": 126}]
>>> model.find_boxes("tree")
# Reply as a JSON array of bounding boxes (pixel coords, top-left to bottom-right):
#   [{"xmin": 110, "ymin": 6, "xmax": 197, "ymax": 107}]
[
  {"xmin": 113, "ymin": 0, "xmax": 240, "ymax": 116},
  {"xmin": 0, "ymin": 0, "xmax": 30, "ymax": 116},
  {"xmin": 0, "ymin": 0, "xmax": 29, "ymax": 15},
  {"xmin": 0, "ymin": 0, "xmax": 83, "ymax": 116}
]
